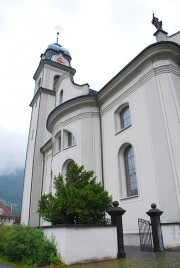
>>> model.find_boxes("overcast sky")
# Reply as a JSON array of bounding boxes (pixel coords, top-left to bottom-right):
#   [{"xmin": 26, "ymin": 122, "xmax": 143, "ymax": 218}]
[{"xmin": 0, "ymin": 0, "xmax": 179, "ymax": 175}]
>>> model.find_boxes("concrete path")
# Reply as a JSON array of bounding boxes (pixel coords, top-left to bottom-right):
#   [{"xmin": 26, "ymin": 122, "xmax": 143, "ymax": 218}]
[{"xmin": 0, "ymin": 247, "xmax": 180, "ymax": 267}]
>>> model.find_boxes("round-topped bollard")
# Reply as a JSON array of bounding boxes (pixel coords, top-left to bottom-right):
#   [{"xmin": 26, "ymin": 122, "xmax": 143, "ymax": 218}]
[
  {"xmin": 146, "ymin": 203, "xmax": 164, "ymax": 252},
  {"xmin": 107, "ymin": 201, "xmax": 126, "ymax": 258}
]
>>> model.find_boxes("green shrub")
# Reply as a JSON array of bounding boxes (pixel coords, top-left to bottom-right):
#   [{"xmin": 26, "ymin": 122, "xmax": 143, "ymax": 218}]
[
  {"xmin": 0, "ymin": 224, "xmax": 59, "ymax": 266},
  {"xmin": 38, "ymin": 162, "xmax": 112, "ymax": 224},
  {"xmin": 0, "ymin": 225, "xmax": 11, "ymax": 256}
]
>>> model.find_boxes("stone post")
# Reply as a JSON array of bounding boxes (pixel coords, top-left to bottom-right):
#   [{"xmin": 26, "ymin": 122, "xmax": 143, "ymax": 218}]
[
  {"xmin": 107, "ymin": 201, "xmax": 126, "ymax": 258},
  {"xmin": 146, "ymin": 203, "xmax": 164, "ymax": 252}
]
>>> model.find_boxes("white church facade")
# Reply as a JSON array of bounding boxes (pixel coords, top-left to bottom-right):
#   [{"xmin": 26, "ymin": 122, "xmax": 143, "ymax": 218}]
[{"xmin": 21, "ymin": 22, "xmax": 180, "ymax": 245}]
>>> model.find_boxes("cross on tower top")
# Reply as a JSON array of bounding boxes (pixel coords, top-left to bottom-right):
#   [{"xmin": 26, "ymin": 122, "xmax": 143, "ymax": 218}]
[{"xmin": 54, "ymin": 25, "xmax": 63, "ymax": 44}]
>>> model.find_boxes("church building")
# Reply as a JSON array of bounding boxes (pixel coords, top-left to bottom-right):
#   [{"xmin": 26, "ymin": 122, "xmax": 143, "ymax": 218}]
[{"xmin": 21, "ymin": 18, "xmax": 180, "ymax": 245}]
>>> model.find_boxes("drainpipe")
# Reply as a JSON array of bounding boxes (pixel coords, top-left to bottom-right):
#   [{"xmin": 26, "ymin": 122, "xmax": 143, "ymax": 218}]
[{"xmin": 95, "ymin": 96, "xmax": 104, "ymax": 186}]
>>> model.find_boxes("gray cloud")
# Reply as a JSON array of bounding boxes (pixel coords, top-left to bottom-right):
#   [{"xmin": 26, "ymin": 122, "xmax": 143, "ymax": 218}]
[{"xmin": 0, "ymin": 127, "xmax": 27, "ymax": 175}]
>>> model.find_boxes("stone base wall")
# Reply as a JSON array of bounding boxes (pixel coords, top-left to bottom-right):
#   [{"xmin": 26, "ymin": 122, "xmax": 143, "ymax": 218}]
[
  {"xmin": 42, "ymin": 225, "xmax": 117, "ymax": 265},
  {"xmin": 42, "ymin": 223, "xmax": 180, "ymax": 264}
]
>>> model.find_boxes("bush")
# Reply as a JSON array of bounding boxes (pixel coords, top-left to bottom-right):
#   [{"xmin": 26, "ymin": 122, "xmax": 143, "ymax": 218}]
[
  {"xmin": 38, "ymin": 162, "xmax": 112, "ymax": 224},
  {"xmin": 0, "ymin": 224, "xmax": 59, "ymax": 266}
]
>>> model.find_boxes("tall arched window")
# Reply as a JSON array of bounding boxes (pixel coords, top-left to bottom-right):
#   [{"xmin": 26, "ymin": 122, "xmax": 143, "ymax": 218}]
[
  {"xmin": 53, "ymin": 75, "xmax": 60, "ymax": 91},
  {"xmin": 62, "ymin": 159, "xmax": 74, "ymax": 178},
  {"xmin": 124, "ymin": 145, "xmax": 138, "ymax": 197},
  {"xmin": 119, "ymin": 143, "xmax": 138, "ymax": 199}
]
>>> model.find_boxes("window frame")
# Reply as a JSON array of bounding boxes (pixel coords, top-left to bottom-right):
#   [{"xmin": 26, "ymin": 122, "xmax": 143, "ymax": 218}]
[
  {"xmin": 120, "ymin": 106, "xmax": 131, "ymax": 130},
  {"xmin": 63, "ymin": 130, "xmax": 77, "ymax": 149},
  {"xmin": 54, "ymin": 131, "xmax": 62, "ymax": 155},
  {"xmin": 124, "ymin": 145, "xmax": 138, "ymax": 197},
  {"xmin": 62, "ymin": 159, "xmax": 74, "ymax": 177},
  {"xmin": 53, "ymin": 75, "xmax": 60, "ymax": 91},
  {"xmin": 115, "ymin": 103, "xmax": 132, "ymax": 134},
  {"xmin": 118, "ymin": 143, "xmax": 138, "ymax": 200},
  {"xmin": 54, "ymin": 129, "xmax": 77, "ymax": 155}
]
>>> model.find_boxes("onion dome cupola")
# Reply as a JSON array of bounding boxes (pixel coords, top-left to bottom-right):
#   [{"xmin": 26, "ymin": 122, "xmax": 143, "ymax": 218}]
[
  {"xmin": 33, "ymin": 31, "xmax": 76, "ymax": 95},
  {"xmin": 40, "ymin": 40, "xmax": 72, "ymax": 67}
]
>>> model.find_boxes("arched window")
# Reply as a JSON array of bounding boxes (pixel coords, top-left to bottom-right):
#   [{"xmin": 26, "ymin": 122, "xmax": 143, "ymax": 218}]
[
  {"xmin": 115, "ymin": 103, "xmax": 131, "ymax": 133},
  {"xmin": 62, "ymin": 159, "xmax": 74, "ymax": 177},
  {"xmin": 59, "ymin": 90, "xmax": 63, "ymax": 104},
  {"xmin": 120, "ymin": 106, "xmax": 131, "ymax": 129},
  {"xmin": 53, "ymin": 75, "xmax": 60, "ymax": 91},
  {"xmin": 124, "ymin": 145, "xmax": 138, "ymax": 197},
  {"xmin": 119, "ymin": 143, "xmax": 138, "ymax": 198},
  {"xmin": 54, "ymin": 130, "xmax": 77, "ymax": 155}
]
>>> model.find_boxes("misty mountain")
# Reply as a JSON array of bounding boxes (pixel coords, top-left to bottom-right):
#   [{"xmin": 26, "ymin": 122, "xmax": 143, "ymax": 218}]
[{"xmin": 0, "ymin": 170, "xmax": 24, "ymax": 215}]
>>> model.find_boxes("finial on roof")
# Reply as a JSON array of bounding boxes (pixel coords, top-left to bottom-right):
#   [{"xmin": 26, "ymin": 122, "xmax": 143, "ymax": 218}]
[
  {"xmin": 151, "ymin": 13, "xmax": 163, "ymax": 30},
  {"xmin": 54, "ymin": 25, "xmax": 63, "ymax": 44}
]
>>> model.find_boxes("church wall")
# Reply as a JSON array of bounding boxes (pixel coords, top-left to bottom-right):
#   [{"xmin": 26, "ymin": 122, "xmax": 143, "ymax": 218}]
[
  {"xmin": 146, "ymin": 70, "xmax": 180, "ymax": 222},
  {"xmin": 170, "ymin": 72, "xmax": 180, "ymax": 193},
  {"xmin": 55, "ymin": 76, "xmax": 89, "ymax": 107},
  {"xmin": 28, "ymin": 92, "xmax": 55, "ymax": 226},
  {"xmin": 52, "ymin": 137, "xmax": 80, "ymax": 180},
  {"xmin": 101, "ymin": 83, "xmax": 160, "ymax": 232},
  {"xmin": 42, "ymin": 94, "xmax": 55, "ymax": 142},
  {"xmin": 80, "ymin": 113, "xmax": 102, "ymax": 182},
  {"xmin": 42, "ymin": 149, "xmax": 53, "ymax": 195},
  {"xmin": 21, "ymin": 96, "xmax": 41, "ymax": 225},
  {"xmin": 42, "ymin": 65, "xmax": 66, "ymax": 90},
  {"xmin": 172, "ymin": 72, "xmax": 180, "ymax": 118},
  {"xmin": 144, "ymin": 74, "xmax": 179, "ymax": 222},
  {"xmin": 50, "ymin": 105, "xmax": 101, "ymax": 183},
  {"xmin": 100, "ymin": 55, "xmax": 180, "ymax": 232},
  {"xmin": 40, "ymin": 148, "xmax": 53, "ymax": 227}
]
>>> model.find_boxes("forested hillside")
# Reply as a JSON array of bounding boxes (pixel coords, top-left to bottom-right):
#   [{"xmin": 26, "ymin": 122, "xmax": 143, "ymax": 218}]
[{"xmin": 0, "ymin": 170, "xmax": 24, "ymax": 215}]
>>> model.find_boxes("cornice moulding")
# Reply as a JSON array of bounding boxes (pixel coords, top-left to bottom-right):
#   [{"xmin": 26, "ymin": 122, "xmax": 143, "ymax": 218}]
[
  {"xmin": 47, "ymin": 95, "xmax": 98, "ymax": 133},
  {"xmin": 53, "ymin": 111, "xmax": 99, "ymax": 133},
  {"xmin": 33, "ymin": 59, "xmax": 76, "ymax": 80},
  {"xmin": 40, "ymin": 138, "xmax": 52, "ymax": 153},
  {"xmin": 101, "ymin": 63, "xmax": 179, "ymax": 116},
  {"xmin": 97, "ymin": 42, "xmax": 180, "ymax": 103},
  {"xmin": 30, "ymin": 87, "xmax": 55, "ymax": 107}
]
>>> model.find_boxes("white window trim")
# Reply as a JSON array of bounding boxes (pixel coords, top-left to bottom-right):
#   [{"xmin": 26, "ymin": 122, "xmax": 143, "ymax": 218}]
[
  {"xmin": 114, "ymin": 103, "xmax": 132, "ymax": 134},
  {"xmin": 53, "ymin": 129, "xmax": 77, "ymax": 155}
]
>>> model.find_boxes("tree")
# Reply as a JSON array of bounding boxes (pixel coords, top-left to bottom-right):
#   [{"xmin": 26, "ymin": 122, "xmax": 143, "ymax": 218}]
[{"xmin": 38, "ymin": 163, "xmax": 112, "ymax": 224}]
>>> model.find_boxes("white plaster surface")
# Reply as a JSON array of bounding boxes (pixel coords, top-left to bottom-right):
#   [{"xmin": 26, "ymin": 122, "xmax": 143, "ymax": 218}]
[
  {"xmin": 162, "ymin": 224, "xmax": 180, "ymax": 248},
  {"xmin": 43, "ymin": 226, "xmax": 117, "ymax": 265}
]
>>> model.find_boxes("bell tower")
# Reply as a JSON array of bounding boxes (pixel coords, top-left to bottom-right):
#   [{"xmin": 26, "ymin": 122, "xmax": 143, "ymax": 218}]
[{"xmin": 21, "ymin": 35, "xmax": 76, "ymax": 226}]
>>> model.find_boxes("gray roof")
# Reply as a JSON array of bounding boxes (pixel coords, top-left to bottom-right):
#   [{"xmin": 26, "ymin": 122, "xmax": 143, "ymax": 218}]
[{"xmin": 41, "ymin": 43, "xmax": 72, "ymax": 61}]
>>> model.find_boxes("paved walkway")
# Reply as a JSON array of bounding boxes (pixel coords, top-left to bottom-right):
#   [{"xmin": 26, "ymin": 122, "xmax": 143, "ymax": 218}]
[
  {"xmin": 0, "ymin": 247, "xmax": 180, "ymax": 267},
  {"xmin": 71, "ymin": 247, "xmax": 180, "ymax": 268}
]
